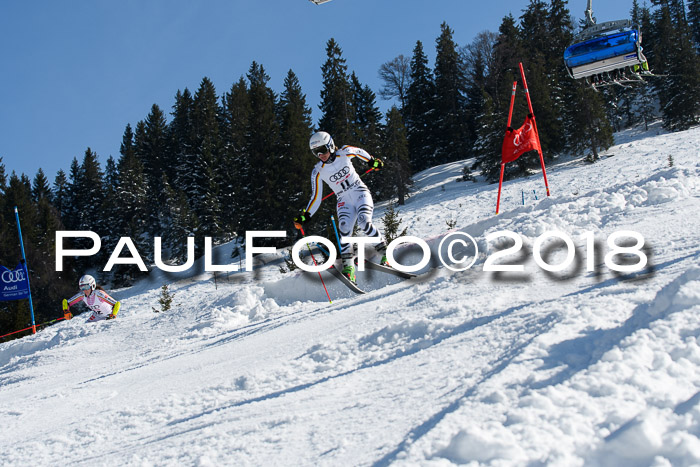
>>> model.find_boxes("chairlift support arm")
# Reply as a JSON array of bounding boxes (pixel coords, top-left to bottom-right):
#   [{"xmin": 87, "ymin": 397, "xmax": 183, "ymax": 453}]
[{"xmin": 584, "ymin": 0, "xmax": 596, "ymax": 27}]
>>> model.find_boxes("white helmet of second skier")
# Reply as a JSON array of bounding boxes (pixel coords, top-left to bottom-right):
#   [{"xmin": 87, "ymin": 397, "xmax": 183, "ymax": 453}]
[
  {"xmin": 309, "ymin": 131, "xmax": 336, "ymax": 158},
  {"xmin": 79, "ymin": 274, "xmax": 96, "ymax": 292}
]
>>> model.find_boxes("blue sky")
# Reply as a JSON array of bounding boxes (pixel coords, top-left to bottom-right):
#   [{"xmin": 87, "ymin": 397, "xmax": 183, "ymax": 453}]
[{"xmin": 0, "ymin": 0, "xmax": 633, "ymax": 182}]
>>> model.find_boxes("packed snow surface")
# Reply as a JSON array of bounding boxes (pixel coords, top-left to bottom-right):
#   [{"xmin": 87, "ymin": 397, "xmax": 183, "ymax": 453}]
[{"xmin": 2, "ymin": 122, "xmax": 700, "ymax": 466}]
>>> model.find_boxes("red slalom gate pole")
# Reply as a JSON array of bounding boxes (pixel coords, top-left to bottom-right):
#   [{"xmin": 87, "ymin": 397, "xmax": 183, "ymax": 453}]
[
  {"xmin": 519, "ymin": 63, "xmax": 535, "ymax": 115},
  {"xmin": 497, "ymin": 82, "xmax": 518, "ymax": 215},
  {"xmin": 0, "ymin": 317, "xmax": 66, "ymax": 340},
  {"xmin": 0, "ymin": 324, "xmax": 37, "ymax": 340},
  {"xmin": 518, "ymin": 62, "xmax": 551, "ymax": 197},
  {"xmin": 299, "ymin": 226, "xmax": 333, "ymax": 304},
  {"xmin": 496, "ymin": 163, "xmax": 506, "ymax": 215},
  {"xmin": 507, "ymin": 81, "xmax": 517, "ymax": 128}
]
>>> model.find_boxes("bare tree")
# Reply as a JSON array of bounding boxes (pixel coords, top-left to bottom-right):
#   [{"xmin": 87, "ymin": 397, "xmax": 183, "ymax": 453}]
[
  {"xmin": 378, "ymin": 54, "xmax": 412, "ymax": 109},
  {"xmin": 462, "ymin": 30, "xmax": 498, "ymax": 83}
]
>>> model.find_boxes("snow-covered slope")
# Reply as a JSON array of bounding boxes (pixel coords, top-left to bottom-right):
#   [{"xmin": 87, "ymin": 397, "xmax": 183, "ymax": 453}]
[{"xmin": 2, "ymin": 122, "xmax": 700, "ymax": 466}]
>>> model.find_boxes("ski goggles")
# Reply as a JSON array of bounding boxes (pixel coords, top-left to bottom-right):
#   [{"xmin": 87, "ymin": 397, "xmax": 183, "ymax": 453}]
[
  {"xmin": 311, "ymin": 145, "xmax": 330, "ymax": 158},
  {"xmin": 80, "ymin": 284, "xmax": 93, "ymax": 291}
]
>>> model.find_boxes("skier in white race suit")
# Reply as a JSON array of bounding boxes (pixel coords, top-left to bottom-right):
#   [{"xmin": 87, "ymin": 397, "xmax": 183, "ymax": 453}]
[
  {"xmin": 294, "ymin": 131, "xmax": 386, "ymax": 284},
  {"xmin": 62, "ymin": 274, "xmax": 121, "ymax": 322}
]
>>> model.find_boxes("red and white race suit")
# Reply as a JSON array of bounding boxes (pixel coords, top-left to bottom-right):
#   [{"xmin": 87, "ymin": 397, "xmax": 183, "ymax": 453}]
[{"xmin": 67, "ymin": 289, "xmax": 118, "ymax": 322}]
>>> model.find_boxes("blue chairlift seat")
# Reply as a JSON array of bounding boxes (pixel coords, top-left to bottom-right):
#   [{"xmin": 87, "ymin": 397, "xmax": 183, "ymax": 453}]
[{"xmin": 564, "ymin": 28, "xmax": 646, "ymax": 80}]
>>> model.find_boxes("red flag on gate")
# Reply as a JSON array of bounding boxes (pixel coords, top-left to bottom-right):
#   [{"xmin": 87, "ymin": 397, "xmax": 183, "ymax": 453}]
[
  {"xmin": 496, "ymin": 63, "xmax": 551, "ymax": 215},
  {"xmin": 501, "ymin": 114, "xmax": 541, "ymax": 164}
]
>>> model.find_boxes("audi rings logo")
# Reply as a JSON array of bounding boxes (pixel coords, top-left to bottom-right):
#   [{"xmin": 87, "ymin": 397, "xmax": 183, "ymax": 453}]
[
  {"xmin": 330, "ymin": 167, "xmax": 350, "ymax": 182},
  {"xmin": 2, "ymin": 269, "xmax": 26, "ymax": 283}
]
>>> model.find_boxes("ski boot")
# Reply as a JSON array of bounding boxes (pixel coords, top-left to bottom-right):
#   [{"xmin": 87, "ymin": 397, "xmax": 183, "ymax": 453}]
[
  {"xmin": 375, "ymin": 242, "xmax": 390, "ymax": 267},
  {"xmin": 341, "ymin": 254, "xmax": 357, "ymax": 284}
]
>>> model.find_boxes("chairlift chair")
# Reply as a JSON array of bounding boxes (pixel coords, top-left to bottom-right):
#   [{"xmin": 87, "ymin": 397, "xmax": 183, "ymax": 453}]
[{"xmin": 564, "ymin": 0, "xmax": 652, "ymax": 89}]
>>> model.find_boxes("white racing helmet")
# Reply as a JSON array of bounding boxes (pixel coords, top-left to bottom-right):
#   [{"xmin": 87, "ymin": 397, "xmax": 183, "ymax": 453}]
[
  {"xmin": 309, "ymin": 131, "xmax": 336, "ymax": 158},
  {"xmin": 79, "ymin": 274, "xmax": 96, "ymax": 292}
]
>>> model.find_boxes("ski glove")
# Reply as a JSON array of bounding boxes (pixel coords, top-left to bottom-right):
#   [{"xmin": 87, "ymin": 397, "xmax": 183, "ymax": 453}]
[
  {"xmin": 293, "ymin": 210, "xmax": 310, "ymax": 230},
  {"xmin": 106, "ymin": 314, "xmax": 116, "ymax": 320},
  {"xmin": 368, "ymin": 158, "xmax": 384, "ymax": 171},
  {"xmin": 62, "ymin": 298, "xmax": 72, "ymax": 320}
]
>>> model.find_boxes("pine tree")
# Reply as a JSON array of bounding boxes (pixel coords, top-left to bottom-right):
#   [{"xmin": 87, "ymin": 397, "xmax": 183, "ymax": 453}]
[
  {"xmin": 381, "ymin": 202, "xmax": 408, "ymax": 244},
  {"xmin": 33, "ymin": 195, "xmax": 64, "ymax": 294},
  {"xmin": 489, "ymin": 14, "xmax": 526, "ymax": 111},
  {"xmin": 433, "ymin": 22, "xmax": 470, "ymax": 168},
  {"xmin": 0, "ymin": 156, "xmax": 7, "ymax": 195},
  {"xmin": 104, "ymin": 157, "xmax": 118, "ymax": 193},
  {"xmin": 625, "ymin": 1, "xmax": 660, "ymax": 130},
  {"xmin": 162, "ymin": 175, "xmax": 199, "ymax": 262},
  {"xmin": 518, "ymin": 1, "xmax": 565, "ymax": 160},
  {"xmin": 51, "ymin": 170, "xmax": 68, "ymax": 220},
  {"xmin": 632, "ymin": 0, "xmax": 642, "ymax": 25},
  {"xmin": 464, "ymin": 52, "xmax": 486, "ymax": 152},
  {"xmin": 520, "ymin": 0, "xmax": 551, "ymax": 53},
  {"xmin": 635, "ymin": 80, "xmax": 659, "ymax": 131},
  {"xmin": 277, "ymin": 69, "xmax": 314, "ymax": 225},
  {"xmin": 4, "ymin": 173, "xmax": 37, "ymax": 242},
  {"xmin": 190, "ymin": 77, "xmax": 222, "ymax": 238},
  {"xmin": 76, "ymin": 148, "xmax": 105, "ymax": 232},
  {"xmin": 351, "ymin": 72, "xmax": 384, "ymax": 152},
  {"xmin": 67, "ymin": 148, "xmax": 105, "ymax": 271},
  {"xmin": 0, "ymin": 157, "xmax": 6, "ymax": 194},
  {"xmin": 405, "ymin": 40, "xmax": 436, "ymax": 173},
  {"xmin": 220, "ymin": 78, "xmax": 250, "ymax": 235},
  {"xmin": 518, "ymin": 57, "xmax": 562, "ymax": 170},
  {"xmin": 472, "ymin": 91, "xmax": 505, "ymax": 183},
  {"xmin": 380, "ymin": 107, "xmax": 412, "ymax": 205},
  {"xmin": 245, "ymin": 62, "xmax": 281, "ymax": 233},
  {"xmin": 472, "ymin": 14, "xmax": 523, "ymax": 182},
  {"xmin": 351, "ymin": 73, "xmax": 384, "ymax": 197},
  {"xmin": 31, "ymin": 169, "xmax": 51, "ymax": 203},
  {"xmin": 110, "ymin": 125, "xmax": 150, "ymax": 285},
  {"xmin": 568, "ymin": 83, "xmax": 614, "ymax": 161},
  {"xmin": 63, "ymin": 157, "xmax": 82, "ymax": 229},
  {"xmin": 153, "ymin": 284, "xmax": 174, "ymax": 313},
  {"xmin": 602, "ymin": 86, "xmax": 625, "ymax": 132},
  {"xmin": 464, "ymin": 32, "xmax": 497, "ymax": 153},
  {"xmin": 170, "ymin": 88, "xmax": 195, "ymax": 193},
  {"xmin": 98, "ymin": 156, "xmax": 120, "ymax": 279},
  {"xmin": 318, "ymin": 38, "xmax": 355, "ymax": 144},
  {"xmin": 689, "ymin": 0, "xmax": 700, "ymax": 52},
  {"xmin": 137, "ymin": 104, "xmax": 169, "ymax": 226},
  {"xmin": 651, "ymin": 0, "xmax": 700, "ymax": 130},
  {"xmin": 546, "ymin": 0, "xmax": 576, "ymax": 151},
  {"xmin": 138, "ymin": 104, "xmax": 168, "ymax": 183}
]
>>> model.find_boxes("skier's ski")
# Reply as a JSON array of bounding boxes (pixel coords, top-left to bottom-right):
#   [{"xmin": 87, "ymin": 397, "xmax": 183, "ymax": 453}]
[
  {"xmin": 308, "ymin": 247, "xmax": 365, "ymax": 294},
  {"xmin": 327, "ymin": 265, "xmax": 366, "ymax": 294},
  {"xmin": 359, "ymin": 260, "xmax": 417, "ymax": 279}
]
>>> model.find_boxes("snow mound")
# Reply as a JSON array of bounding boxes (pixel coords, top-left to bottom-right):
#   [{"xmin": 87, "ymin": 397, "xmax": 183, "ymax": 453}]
[{"xmin": 437, "ymin": 426, "xmax": 526, "ymax": 464}]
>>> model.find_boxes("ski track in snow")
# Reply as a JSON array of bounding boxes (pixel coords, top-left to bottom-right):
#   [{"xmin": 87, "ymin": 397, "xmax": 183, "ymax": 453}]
[{"xmin": 2, "ymin": 122, "xmax": 700, "ymax": 465}]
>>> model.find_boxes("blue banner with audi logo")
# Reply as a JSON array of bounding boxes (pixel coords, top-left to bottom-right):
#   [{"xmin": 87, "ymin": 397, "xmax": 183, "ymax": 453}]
[{"xmin": 0, "ymin": 263, "xmax": 31, "ymax": 301}]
